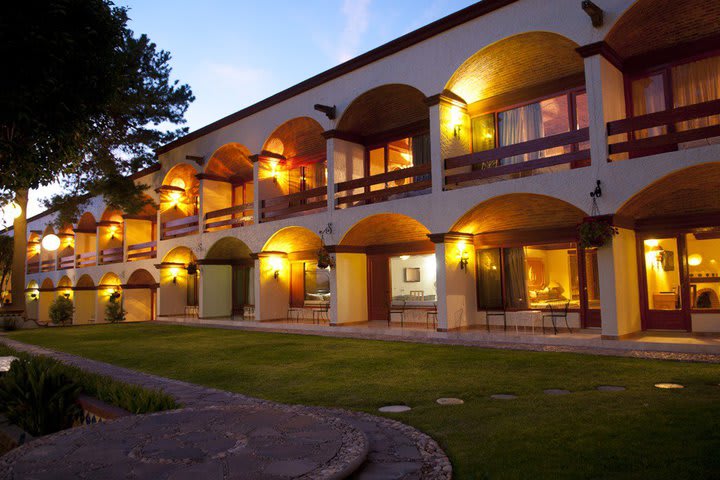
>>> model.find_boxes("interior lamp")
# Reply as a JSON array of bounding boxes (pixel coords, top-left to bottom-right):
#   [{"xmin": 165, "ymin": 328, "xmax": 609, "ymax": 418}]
[
  {"xmin": 688, "ymin": 254, "xmax": 703, "ymax": 267},
  {"xmin": 456, "ymin": 242, "xmax": 470, "ymax": 271},
  {"xmin": 41, "ymin": 234, "xmax": 61, "ymax": 252},
  {"xmin": 2, "ymin": 201, "xmax": 22, "ymax": 223}
]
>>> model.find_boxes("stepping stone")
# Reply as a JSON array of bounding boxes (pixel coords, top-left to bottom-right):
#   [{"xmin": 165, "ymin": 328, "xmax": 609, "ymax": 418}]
[
  {"xmin": 490, "ymin": 394, "xmax": 517, "ymax": 400},
  {"xmin": 378, "ymin": 405, "xmax": 411, "ymax": 413},
  {"xmin": 436, "ymin": 398, "xmax": 464, "ymax": 405},
  {"xmin": 597, "ymin": 385, "xmax": 626, "ymax": 392},
  {"xmin": 543, "ymin": 389, "xmax": 571, "ymax": 395},
  {"xmin": 654, "ymin": 383, "xmax": 684, "ymax": 389}
]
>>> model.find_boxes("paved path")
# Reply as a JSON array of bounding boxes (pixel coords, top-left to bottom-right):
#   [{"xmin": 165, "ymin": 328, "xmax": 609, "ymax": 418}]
[{"xmin": 0, "ymin": 338, "xmax": 451, "ymax": 479}]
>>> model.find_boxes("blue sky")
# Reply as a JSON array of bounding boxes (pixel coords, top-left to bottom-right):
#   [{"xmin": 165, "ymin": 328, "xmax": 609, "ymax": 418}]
[{"xmin": 27, "ymin": 0, "xmax": 478, "ymax": 216}]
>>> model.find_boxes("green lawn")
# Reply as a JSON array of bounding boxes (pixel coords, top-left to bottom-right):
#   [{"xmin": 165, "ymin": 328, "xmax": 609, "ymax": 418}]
[{"xmin": 7, "ymin": 324, "xmax": 720, "ymax": 479}]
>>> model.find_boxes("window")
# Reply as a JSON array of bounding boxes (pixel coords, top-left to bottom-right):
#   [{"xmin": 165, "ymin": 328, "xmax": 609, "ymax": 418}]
[
  {"xmin": 287, "ymin": 160, "xmax": 327, "ymax": 196},
  {"xmin": 686, "ymin": 234, "xmax": 720, "ymax": 310},
  {"xmin": 476, "ymin": 244, "xmax": 582, "ymax": 310},
  {"xmin": 304, "ymin": 262, "xmax": 330, "ymax": 302},
  {"xmin": 470, "ymin": 90, "xmax": 588, "ymax": 166},
  {"xmin": 366, "ymin": 133, "xmax": 431, "ymax": 186},
  {"xmin": 389, "ymin": 253, "xmax": 436, "ymax": 303}
]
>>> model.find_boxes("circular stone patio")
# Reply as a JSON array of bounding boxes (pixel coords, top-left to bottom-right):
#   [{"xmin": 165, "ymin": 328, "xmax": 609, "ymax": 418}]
[{"xmin": 0, "ymin": 405, "xmax": 369, "ymax": 480}]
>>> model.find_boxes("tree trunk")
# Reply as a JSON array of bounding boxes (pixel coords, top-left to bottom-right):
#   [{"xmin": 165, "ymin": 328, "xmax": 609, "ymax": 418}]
[{"xmin": 10, "ymin": 189, "xmax": 28, "ymax": 314}]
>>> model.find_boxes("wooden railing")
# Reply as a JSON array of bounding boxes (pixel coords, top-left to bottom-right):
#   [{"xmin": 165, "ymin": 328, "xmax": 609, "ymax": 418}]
[
  {"xmin": 334, "ymin": 164, "xmax": 431, "ymax": 207},
  {"xmin": 57, "ymin": 254, "xmax": 75, "ymax": 270},
  {"xmin": 99, "ymin": 247, "xmax": 123, "ymax": 265},
  {"xmin": 608, "ymin": 98, "xmax": 720, "ymax": 158},
  {"xmin": 40, "ymin": 259, "xmax": 55, "ymax": 272},
  {"xmin": 127, "ymin": 241, "xmax": 157, "ymax": 262},
  {"xmin": 204, "ymin": 203, "xmax": 253, "ymax": 231},
  {"xmin": 76, "ymin": 251, "xmax": 97, "ymax": 268},
  {"xmin": 260, "ymin": 186, "xmax": 327, "ymax": 222},
  {"xmin": 27, "ymin": 261, "xmax": 40, "ymax": 274},
  {"xmin": 444, "ymin": 128, "xmax": 590, "ymax": 187},
  {"xmin": 161, "ymin": 215, "xmax": 199, "ymax": 240}
]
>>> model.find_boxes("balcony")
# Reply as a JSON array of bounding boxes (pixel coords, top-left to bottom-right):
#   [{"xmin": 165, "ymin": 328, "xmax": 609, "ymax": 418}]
[
  {"xmin": 99, "ymin": 247, "xmax": 123, "ymax": 265},
  {"xmin": 204, "ymin": 203, "xmax": 253, "ymax": 231},
  {"xmin": 57, "ymin": 254, "xmax": 75, "ymax": 270},
  {"xmin": 27, "ymin": 261, "xmax": 40, "ymax": 274},
  {"xmin": 161, "ymin": 215, "xmax": 199, "ymax": 240},
  {"xmin": 335, "ymin": 164, "xmax": 431, "ymax": 207},
  {"xmin": 444, "ymin": 129, "xmax": 590, "ymax": 188},
  {"xmin": 261, "ymin": 187, "xmax": 327, "ymax": 222},
  {"xmin": 608, "ymin": 99, "xmax": 720, "ymax": 160},
  {"xmin": 40, "ymin": 259, "xmax": 55, "ymax": 273},
  {"xmin": 76, "ymin": 251, "xmax": 97, "ymax": 268},
  {"xmin": 127, "ymin": 241, "xmax": 157, "ymax": 262}
]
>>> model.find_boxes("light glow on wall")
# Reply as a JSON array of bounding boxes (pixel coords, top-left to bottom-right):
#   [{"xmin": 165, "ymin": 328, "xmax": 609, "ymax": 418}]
[{"xmin": 688, "ymin": 254, "xmax": 703, "ymax": 266}]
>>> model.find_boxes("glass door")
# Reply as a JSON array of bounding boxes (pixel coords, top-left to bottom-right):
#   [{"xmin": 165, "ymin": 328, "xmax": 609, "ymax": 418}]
[{"xmin": 640, "ymin": 236, "xmax": 690, "ymax": 330}]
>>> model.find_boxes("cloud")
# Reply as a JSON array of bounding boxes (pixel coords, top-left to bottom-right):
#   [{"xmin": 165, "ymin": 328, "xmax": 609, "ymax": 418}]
[{"xmin": 336, "ymin": 0, "xmax": 372, "ymax": 63}]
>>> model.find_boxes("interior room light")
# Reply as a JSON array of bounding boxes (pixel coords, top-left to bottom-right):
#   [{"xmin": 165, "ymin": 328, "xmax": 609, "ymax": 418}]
[
  {"xmin": 688, "ymin": 254, "xmax": 703, "ymax": 266},
  {"xmin": 645, "ymin": 239, "xmax": 659, "ymax": 248},
  {"xmin": 399, "ymin": 255, "xmax": 410, "ymax": 261},
  {"xmin": 41, "ymin": 234, "xmax": 61, "ymax": 251},
  {"xmin": 2, "ymin": 201, "xmax": 22, "ymax": 223}
]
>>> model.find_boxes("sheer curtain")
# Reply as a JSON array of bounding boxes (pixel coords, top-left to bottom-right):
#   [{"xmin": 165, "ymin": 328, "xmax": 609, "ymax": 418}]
[
  {"xmin": 499, "ymin": 103, "xmax": 543, "ymax": 165},
  {"xmin": 411, "ymin": 133, "xmax": 431, "ymax": 183},
  {"xmin": 632, "ymin": 74, "xmax": 666, "ymax": 139},
  {"xmin": 672, "ymin": 56, "xmax": 720, "ymax": 133},
  {"xmin": 503, "ymin": 247, "xmax": 528, "ymax": 309}
]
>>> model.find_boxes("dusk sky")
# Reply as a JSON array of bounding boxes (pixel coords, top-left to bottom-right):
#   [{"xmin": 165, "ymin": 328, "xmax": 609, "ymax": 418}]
[{"xmin": 27, "ymin": 0, "xmax": 479, "ymax": 216}]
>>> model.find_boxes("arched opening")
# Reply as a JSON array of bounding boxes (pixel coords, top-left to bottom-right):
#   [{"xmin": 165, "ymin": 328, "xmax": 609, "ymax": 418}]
[
  {"xmin": 57, "ymin": 276, "xmax": 73, "ymax": 301},
  {"xmin": 339, "ymin": 214, "xmax": 434, "ymax": 325},
  {"xmin": 124, "ymin": 269, "xmax": 157, "ymax": 322},
  {"xmin": 98, "ymin": 208, "xmax": 124, "ymax": 265},
  {"xmin": 259, "ymin": 227, "xmax": 323, "ymax": 321},
  {"xmin": 74, "ymin": 274, "xmax": 96, "ymax": 325},
  {"xmin": 25, "ymin": 281, "xmax": 39, "ymax": 320},
  {"xmin": 451, "ymin": 194, "xmax": 597, "ymax": 329},
  {"xmin": 40, "ymin": 225, "xmax": 56, "ymax": 273},
  {"xmin": 617, "ymin": 163, "xmax": 720, "ymax": 331},
  {"xmin": 26, "ymin": 232, "xmax": 41, "ymax": 274},
  {"xmin": 443, "ymin": 32, "xmax": 588, "ymax": 188},
  {"xmin": 200, "ymin": 237, "xmax": 253, "ymax": 318},
  {"xmin": 334, "ymin": 85, "xmax": 431, "ymax": 207},
  {"xmin": 38, "ymin": 278, "xmax": 54, "ymax": 324},
  {"xmin": 202, "ymin": 143, "xmax": 254, "ymax": 231},
  {"xmin": 97, "ymin": 272, "xmax": 122, "ymax": 324},
  {"xmin": 257, "ymin": 118, "xmax": 327, "ymax": 221},
  {"xmin": 158, "ymin": 163, "xmax": 200, "ymax": 240},
  {"xmin": 57, "ymin": 224, "xmax": 75, "ymax": 270},
  {"xmin": 158, "ymin": 247, "xmax": 198, "ymax": 317},
  {"xmin": 75, "ymin": 212, "xmax": 98, "ymax": 268},
  {"xmin": 604, "ymin": 0, "xmax": 720, "ymax": 160},
  {"xmin": 125, "ymin": 195, "xmax": 158, "ymax": 262}
]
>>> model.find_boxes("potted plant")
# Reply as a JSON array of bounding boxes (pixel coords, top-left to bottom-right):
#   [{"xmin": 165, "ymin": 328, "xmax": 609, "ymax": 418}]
[
  {"xmin": 317, "ymin": 247, "xmax": 334, "ymax": 269},
  {"xmin": 578, "ymin": 217, "xmax": 618, "ymax": 249},
  {"xmin": 186, "ymin": 262, "xmax": 198, "ymax": 275},
  {"xmin": 49, "ymin": 296, "xmax": 74, "ymax": 326}
]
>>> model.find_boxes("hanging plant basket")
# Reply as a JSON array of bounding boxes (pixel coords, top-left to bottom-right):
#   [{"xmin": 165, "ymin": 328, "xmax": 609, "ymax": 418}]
[
  {"xmin": 186, "ymin": 263, "xmax": 198, "ymax": 275},
  {"xmin": 317, "ymin": 248, "xmax": 334, "ymax": 270},
  {"xmin": 578, "ymin": 218, "xmax": 618, "ymax": 249}
]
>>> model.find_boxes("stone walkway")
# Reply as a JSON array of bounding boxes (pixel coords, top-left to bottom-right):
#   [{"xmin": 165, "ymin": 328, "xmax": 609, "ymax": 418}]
[{"xmin": 0, "ymin": 338, "xmax": 451, "ymax": 479}]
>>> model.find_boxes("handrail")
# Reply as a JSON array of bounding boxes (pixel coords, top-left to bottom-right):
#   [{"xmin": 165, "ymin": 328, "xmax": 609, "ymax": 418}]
[
  {"xmin": 260, "ymin": 187, "xmax": 327, "ymax": 222},
  {"xmin": 58, "ymin": 254, "xmax": 75, "ymax": 270},
  {"xmin": 127, "ymin": 241, "xmax": 157, "ymax": 261},
  {"xmin": 204, "ymin": 203, "xmax": 253, "ymax": 220},
  {"xmin": 262, "ymin": 186, "xmax": 327, "ymax": 208},
  {"xmin": 76, "ymin": 251, "xmax": 97, "ymax": 268},
  {"xmin": 335, "ymin": 164, "xmax": 430, "ymax": 193},
  {"xmin": 99, "ymin": 247, "xmax": 123, "ymax": 265},
  {"xmin": 127, "ymin": 240, "xmax": 157, "ymax": 250},
  {"xmin": 161, "ymin": 214, "xmax": 199, "ymax": 239},
  {"xmin": 608, "ymin": 98, "xmax": 720, "ymax": 135}
]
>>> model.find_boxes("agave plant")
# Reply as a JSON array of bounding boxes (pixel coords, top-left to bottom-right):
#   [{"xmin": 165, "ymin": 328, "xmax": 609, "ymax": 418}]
[{"xmin": 0, "ymin": 357, "xmax": 81, "ymax": 436}]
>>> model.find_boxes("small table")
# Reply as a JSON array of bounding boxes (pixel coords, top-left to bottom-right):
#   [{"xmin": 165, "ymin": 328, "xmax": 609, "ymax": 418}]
[{"xmin": 513, "ymin": 310, "xmax": 543, "ymax": 334}]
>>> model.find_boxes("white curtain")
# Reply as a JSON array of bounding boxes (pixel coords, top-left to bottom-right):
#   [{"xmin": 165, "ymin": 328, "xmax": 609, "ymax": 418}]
[
  {"xmin": 631, "ymin": 74, "xmax": 666, "ymax": 139},
  {"xmin": 499, "ymin": 103, "xmax": 543, "ymax": 165},
  {"xmin": 672, "ymin": 56, "xmax": 720, "ymax": 132}
]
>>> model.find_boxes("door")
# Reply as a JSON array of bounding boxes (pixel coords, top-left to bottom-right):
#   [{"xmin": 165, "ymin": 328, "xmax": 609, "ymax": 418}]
[
  {"xmin": 232, "ymin": 266, "xmax": 250, "ymax": 314},
  {"xmin": 579, "ymin": 248, "xmax": 602, "ymax": 328},
  {"xmin": 367, "ymin": 254, "xmax": 390, "ymax": 321},
  {"xmin": 640, "ymin": 235, "xmax": 690, "ymax": 330}
]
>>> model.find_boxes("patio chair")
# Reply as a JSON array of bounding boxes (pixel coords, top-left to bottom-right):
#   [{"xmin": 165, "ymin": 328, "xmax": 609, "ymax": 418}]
[
  {"xmin": 388, "ymin": 300, "xmax": 406, "ymax": 327},
  {"xmin": 312, "ymin": 302, "xmax": 330, "ymax": 324},
  {"xmin": 287, "ymin": 306, "xmax": 303, "ymax": 323},
  {"xmin": 426, "ymin": 302, "xmax": 438, "ymax": 329},
  {"xmin": 542, "ymin": 301, "xmax": 571, "ymax": 335},
  {"xmin": 485, "ymin": 306, "xmax": 507, "ymax": 332}
]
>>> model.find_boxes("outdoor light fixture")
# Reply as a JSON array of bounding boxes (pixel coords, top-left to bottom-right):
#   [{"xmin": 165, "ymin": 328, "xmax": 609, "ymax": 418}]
[
  {"xmin": 108, "ymin": 225, "xmax": 118, "ymax": 239},
  {"xmin": 2, "ymin": 201, "xmax": 22, "ymax": 223},
  {"xmin": 30, "ymin": 292, "xmax": 38, "ymax": 300},
  {"xmin": 457, "ymin": 242, "xmax": 470, "ymax": 271},
  {"xmin": 450, "ymin": 107, "xmax": 463, "ymax": 138},
  {"xmin": 581, "ymin": 0, "xmax": 604, "ymax": 27},
  {"xmin": 170, "ymin": 267, "xmax": 179, "ymax": 284},
  {"xmin": 63, "ymin": 292, "xmax": 71, "ymax": 299},
  {"xmin": 314, "ymin": 104, "xmax": 336, "ymax": 120},
  {"xmin": 41, "ymin": 234, "xmax": 61, "ymax": 252},
  {"xmin": 267, "ymin": 257, "xmax": 283, "ymax": 281}
]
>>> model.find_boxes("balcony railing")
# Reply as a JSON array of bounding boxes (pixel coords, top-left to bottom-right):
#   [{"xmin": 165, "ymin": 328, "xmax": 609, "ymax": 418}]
[
  {"xmin": 76, "ymin": 251, "xmax": 96, "ymax": 268},
  {"xmin": 99, "ymin": 247, "xmax": 123, "ymax": 265},
  {"xmin": 57, "ymin": 254, "xmax": 75, "ymax": 270},
  {"xmin": 444, "ymin": 128, "xmax": 590, "ymax": 188},
  {"xmin": 40, "ymin": 259, "xmax": 55, "ymax": 272},
  {"xmin": 608, "ymin": 98, "xmax": 720, "ymax": 159},
  {"xmin": 161, "ymin": 215, "xmax": 199, "ymax": 240},
  {"xmin": 27, "ymin": 261, "xmax": 40, "ymax": 274},
  {"xmin": 127, "ymin": 241, "xmax": 157, "ymax": 262},
  {"xmin": 204, "ymin": 203, "xmax": 253, "ymax": 231},
  {"xmin": 260, "ymin": 186, "xmax": 327, "ymax": 222},
  {"xmin": 334, "ymin": 164, "xmax": 431, "ymax": 208}
]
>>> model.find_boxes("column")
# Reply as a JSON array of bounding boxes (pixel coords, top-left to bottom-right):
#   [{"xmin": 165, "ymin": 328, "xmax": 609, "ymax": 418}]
[{"xmin": 325, "ymin": 137, "xmax": 336, "ymax": 214}]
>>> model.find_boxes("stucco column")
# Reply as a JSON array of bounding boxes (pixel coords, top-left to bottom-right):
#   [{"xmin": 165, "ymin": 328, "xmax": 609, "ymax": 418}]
[
  {"xmin": 325, "ymin": 137, "xmax": 336, "ymax": 214},
  {"xmin": 196, "ymin": 178, "xmax": 206, "ymax": 233},
  {"xmin": 253, "ymin": 253, "xmax": 290, "ymax": 322},
  {"xmin": 327, "ymin": 260, "xmax": 338, "ymax": 325},
  {"xmin": 433, "ymin": 242, "xmax": 449, "ymax": 330},
  {"xmin": 252, "ymin": 161, "xmax": 261, "ymax": 224},
  {"xmin": 431, "ymin": 232, "xmax": 475, "ymax": 331},
  {"xmin": 252, "ymin": 258, "xmax": 262, "ymax": 320},
  {"xmin": 428, "ymin": 103, "xmax": 444, "ymax": 195}
]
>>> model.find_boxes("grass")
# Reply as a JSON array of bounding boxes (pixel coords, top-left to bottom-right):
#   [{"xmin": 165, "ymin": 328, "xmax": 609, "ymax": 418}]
[{"xmin": 8, "ymin": 324, "xmax": 720, "ymax": 479}]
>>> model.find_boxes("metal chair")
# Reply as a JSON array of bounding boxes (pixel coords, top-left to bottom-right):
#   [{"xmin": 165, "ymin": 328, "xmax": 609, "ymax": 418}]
[
  {"xmin": 485, "ymin": 307, "xmax": 507, "ymax": 332},
  {"xmin": 287, "ymin": 307, "xmax": 302, "ymax": 323},
  {"xmin": 388, "ymin": 300, "xmax": 406, "ymax": 327},
  {"xmin": 312, "ymin": 302, "xmax": 330, "ymax": 324},
  {"xmin": 426, "ymin": 302, "xmax": 438, "ymax": 329},
  {"xmin": 542, "ymin": 301, "xmax": 571, "ymax": 334}
]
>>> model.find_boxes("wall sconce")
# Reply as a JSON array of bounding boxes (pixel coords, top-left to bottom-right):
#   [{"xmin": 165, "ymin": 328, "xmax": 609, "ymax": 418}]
[
  {"xmin": 268, "ymin": 257, "xmax": 283, "ymax": 281},
  {"xmin": 63, "ymin": 292, "xmax": 71, "ymax": 299},
  {"xmin": 270, "ymin": 162, "xmax": 279, "ymax": 184},
  {"xmin": 456, "ymin": 242, "xmax": 469, "ymax": 271},
  {"xmin": 170, "ymin": 267, "xmax": 179, "ymax": 284},
  {"xmin": 450, "ymin": 107, "xmax": 463, "ymax": 138},
  {"xmin": 169, "ymin": 191, "xmax": 182, "ymax": 209},
  {"xmin": 30, "ymin": 292, "xmax": 38, "ymax": 300},
  {"xmin": 108, "ymin": 225, "xmax": 118, "ymax": 239}
]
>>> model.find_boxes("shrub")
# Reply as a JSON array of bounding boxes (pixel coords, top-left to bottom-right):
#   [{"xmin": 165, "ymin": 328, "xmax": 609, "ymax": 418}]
[
  {"xmin": 49, "ymin": 296, "xmax": 74, "ymax": 325},
  {"xmin": 578, "ymin": 218, "xmax": 618, "ymax": 249},
  {"xmin": 0, "ymin": 357, "xmax": 81, "ymax": 436},
  {"xmin": 105, "ymin": 294, "xmax": 126, "ymax": 323},
  {"xmin": 1, "ymin": 314, "xmax": 19, "ymax": 331}
]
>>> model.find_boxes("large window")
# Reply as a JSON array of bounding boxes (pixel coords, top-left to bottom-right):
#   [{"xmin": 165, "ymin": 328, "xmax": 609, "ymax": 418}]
[
  {"xmin": 477, "ymin": 243, "xmax": 586, "ymax": 310},
  {"xmin": 304, "ymin": 262, "xmax": 330, "ymax": 302},
  {"xmin": 287, "ymin": 160, "xmax": 327, "ymax": 195},
  {"xmin": 389, "ymin": 253, "xmax": 436, "ymax": 303},
  {"xmin": 470, "ymin": 90, "xmax": 588, "ymax": 166},
  {"xmin": 366, "ymin": 133, "xmax": 431, "ymax": 188},
  {"xmin": 686, "ymin": 234, "xmax": 720, "ymax": 310}
]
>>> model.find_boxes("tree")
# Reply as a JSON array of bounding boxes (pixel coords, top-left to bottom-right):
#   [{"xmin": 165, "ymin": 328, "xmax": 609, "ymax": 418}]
[
  {"xmin": 49, "ymin": 296, "xmax": 75, "ymax": 326},
  {"xmin": 105, "ymin": 294, "xmax": 126, "ymax": 323},
  {"xmin": 0, "ymin": 1, "xmax": 194, "ymax": 312},
  {"xmin": 0, "ymin": 235, "xmax": 12, "ymax": 303}
]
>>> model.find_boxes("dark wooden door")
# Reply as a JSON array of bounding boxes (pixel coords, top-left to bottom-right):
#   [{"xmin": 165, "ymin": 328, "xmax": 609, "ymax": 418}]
[
  {"xmin": 367, "ymin": 254, "xmax": 390, "ymax": 321},
  {"xmin": 579, "ymin": 248, "xmax": 602, "ymax": 328}
]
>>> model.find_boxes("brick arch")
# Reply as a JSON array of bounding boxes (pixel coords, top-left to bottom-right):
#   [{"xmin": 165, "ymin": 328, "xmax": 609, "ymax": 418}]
[
  {"xmin": 606, "ymin": 0, "xmax": 720, "ymax": 60},
  {"xmin": 340, "ymin": 213, "xmax": 431, "ymax": 247},
  {"xmin": 262, "ymin": 117, "xmax": 325, "ymax": 162},
  {"xmin": 445, "ymin": 31, "xmax": 583, "ymax": 106},
  {"xmin": 127, "ymin": 269, "xmax": 157, "ymax": 286},
  {"xmin": 451, "ymin": 194, "xmax": 587, "ymax": 234},
  {"xmin": 205, "ymin": 237, "xmax": 252, "ymax": 260},
  {"xmin": 205, "ymin": 143, "xmax": 253, "ymax": 182},
  {"xmin": 263, "ymin": 226, "xmax": 320, "ymax": 254},
  {"xmin": 161, "ymin": 246, "xmax": 197, "ymax": 265}
]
